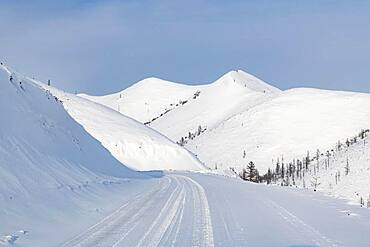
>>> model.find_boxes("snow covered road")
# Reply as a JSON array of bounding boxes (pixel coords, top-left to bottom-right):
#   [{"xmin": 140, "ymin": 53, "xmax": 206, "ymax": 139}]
[
  {"xmin": 62, "ymin": 175, "xmax": 214, "ymax": 247},
  {"xmin": 62, "ymin": 173, "xmax": 370, "ymax": 247}
]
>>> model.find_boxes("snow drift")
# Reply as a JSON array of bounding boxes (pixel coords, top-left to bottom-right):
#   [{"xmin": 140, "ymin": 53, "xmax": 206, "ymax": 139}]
[
  {"xmin": 0, "ymin": 64, "xmax": 144, "ymax": 245},
  {"xmin": 39, "ymin": 83, "xmax": 205, "ymax": 172},
  {"xmin": 0, "ymin": 64, "xmax": 140, "ymax": 194}
]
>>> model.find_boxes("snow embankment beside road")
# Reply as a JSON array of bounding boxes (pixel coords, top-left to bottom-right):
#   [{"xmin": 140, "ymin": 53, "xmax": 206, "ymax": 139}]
[
  {"xmin": 42, "ymin": 85, "xmax": 205, "ymax": 172},
  {"xmin": 0, "ymin": 64, "xmax": 149, "ymax": 246}
]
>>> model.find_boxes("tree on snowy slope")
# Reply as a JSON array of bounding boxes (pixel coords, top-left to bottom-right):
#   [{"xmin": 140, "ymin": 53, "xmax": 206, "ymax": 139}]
[
  {"xmin": 359, "ymin": 129, "xmax": 369, "ymax": 139},
  {"xmin": 197, "ymin": 125, "xmax": 202, "ymax": 136},
  {"xmin": 305, "ymin": 151, "xmax": 311, "ymax": 168},
  {"xmin": 311, "ymin": 175, "xmax": 320, "ymax": 191},
  {"xmin": 243, "ymin": 161, "xmax": 259, "ymax": 182},
  {"xmin": 264, "ymin": 168, "xmax": 273, "ymax": 184},
  {"xmin": 178, "ymin": 137, "xmax": 185, "ymax": 146},
  {"xmin": 345, "ymin": 158, "xmax": 350, "ymax": 175},
  {"xmin": 281, "ymin": 163, "xmax": 285, "ymax": 179}
]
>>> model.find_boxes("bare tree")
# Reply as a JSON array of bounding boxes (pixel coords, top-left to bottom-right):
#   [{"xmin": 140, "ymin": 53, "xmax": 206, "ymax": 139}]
[
  {"xmin": 344, "ymin": 158, "xmax": 350, "ymax": 175},
  {"xmin": 311, "ymin": 176, "xmax": 321, "ymax": 191}
]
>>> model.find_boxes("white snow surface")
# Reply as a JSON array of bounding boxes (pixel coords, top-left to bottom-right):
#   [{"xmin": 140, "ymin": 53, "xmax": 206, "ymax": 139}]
[
  {"xmin": 189, "ymin": 88, "xmax": 370, "ymax": 172},
  {"xmin": 80, "ymin": 70, "xmax": 280, "ymax": 141},
  {"xmin": 60, "ymin": 173, "xmax": 370, "ymax": 247},
  {"xmin": 0, "ymin": 64, "xmax": 148, "ymax": 245},
  {"xmin": 2, "ymin": 64, "xmax": 370, "ymax": 246},
  {"xmin": 40, "ymin": 84, "xmax": 205, "ymax": 172},
  {"xmin": 80, "ymin": 77, "xmax": 201, "ymax": 124},
  {"xmin": 83, "ymin": 71, "xmax": 370, "ymax": 173},
  {"xmin": 291, "ymin": 132, "xmax": 370, "ymax": 207}
]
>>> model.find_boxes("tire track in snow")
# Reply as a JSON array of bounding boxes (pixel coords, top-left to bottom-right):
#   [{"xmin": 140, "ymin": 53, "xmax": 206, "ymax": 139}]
[
  {"xmin": 61, "ymin": 177, "xmax": 172, "ymax": 247},
  {"xmin": 109, "ymin": 181, "xmax": 177, "ymax": 247},
  {"xmin": 61, "ymin": 174, "xmax": 214, "ymax": 247},
  {"xmin": 213, "ymin": 190, "xmax": 247, "ymax": 246},
  {"xmin": 168, "ymin": 186, "xmax": 186, "ymax": 247},
  {"xmin": 181, "ymin": 175, "xmax": 215, "ymax": 247},
  {"xmin": 135, "ymin": 176, "xmax": 186, "ymax": 247},
  {"xmin": 264, "ymin": 199, "xmax": 342, "ymax": 247},
  {"xmin": 88, "ymin": 177, "xmax": 173, "ymax": 246}
]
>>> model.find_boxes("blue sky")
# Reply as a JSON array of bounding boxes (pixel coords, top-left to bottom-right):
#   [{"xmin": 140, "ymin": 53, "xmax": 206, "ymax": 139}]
[{"xmin": 1, "ymin": 0, "xmax": 370, "ymax": 95}]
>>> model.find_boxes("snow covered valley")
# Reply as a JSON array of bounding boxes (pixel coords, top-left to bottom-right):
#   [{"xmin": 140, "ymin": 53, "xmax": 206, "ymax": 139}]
[{"xmin": 1, "ymin": 63, "xmax": 370, "ymax": 246}]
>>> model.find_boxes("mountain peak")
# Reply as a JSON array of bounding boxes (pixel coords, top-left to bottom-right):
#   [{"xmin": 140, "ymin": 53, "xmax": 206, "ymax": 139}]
[{"xmin": 216, "ymin": 69, "xmax": 281, "ymax": 94}]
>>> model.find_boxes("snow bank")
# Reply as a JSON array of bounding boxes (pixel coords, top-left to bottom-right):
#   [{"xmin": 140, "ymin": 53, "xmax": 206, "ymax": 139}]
[
  {"xmin": 0, "ymin": 64, "xmax": 146, "ymax": 246},
  {"xmin": 38, "ymin": 81, "xmax": 205, "ymax": 172}
]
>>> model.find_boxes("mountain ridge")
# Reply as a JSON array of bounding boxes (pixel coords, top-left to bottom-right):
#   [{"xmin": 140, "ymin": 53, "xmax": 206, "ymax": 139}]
[
  {"xmin": 80, "ymin": 69, "xmax": 279, "ymax": 141},
  {"xmin": 81, "ymin": 70, "xmax": 370, "ymax": 175}
]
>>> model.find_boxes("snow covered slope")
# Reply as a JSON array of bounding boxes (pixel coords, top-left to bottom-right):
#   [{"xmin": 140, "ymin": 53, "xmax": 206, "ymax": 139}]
[
  {"xmin": 81, "ymin": 70, "xmax": 280, "ymax": 142},
  {"xmin": 0, "ymin": 64, "xmax": 145, "ymax": 245},
  {"xmin": 81, "ymin": 70, "xmax": 370, "ymax": 174},
  {"xmin": 80, "ymin": 77, "xmax": 201, "ymax": 124},
  {"xmin": 188, "ymin": 88, "xmax": 370, "ymax": 172},
  {"xmin": 280, "ymin": 129, "xmax": 370, "ymax": 207},
  {"xmin": 0, "ymin": 64, "xmax": 140, "ymax": 186},
  {"xmin": 150, "ymin": 71, "xmax": 280, "ymax": 142},
  {"xmin": 41, "ymin": 84, "xmax": 204, "ymax": 172}
]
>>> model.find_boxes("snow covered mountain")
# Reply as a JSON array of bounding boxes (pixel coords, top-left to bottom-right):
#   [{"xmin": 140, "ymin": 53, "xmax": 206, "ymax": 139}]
[
  {"xmin": 82, "ymin": 70, "xmax": 370, "ymax": 174},
  {"xmin": 80, "ymin": 77, "xmax": 203, "ymax": 125},
  {"xmin": 2, "ymin": 63, "xmax": 370, "ymax": 247},
  {"xmin": 81, "ymin": 70, "xmax": 280, "ymax": 142},
  {"xmin": 41, "ymin": 85, "xmax": 205, "ymax": 172}
]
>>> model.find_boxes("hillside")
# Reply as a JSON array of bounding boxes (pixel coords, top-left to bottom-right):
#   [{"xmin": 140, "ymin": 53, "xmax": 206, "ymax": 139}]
[
  {"xmin": 39, "ymin": 83, "xmax": 205, "ymax": 172},
  {"xmin": 82, "ymin": 71, "xmax": 370, "ymax": 175},
  {"xmin": 150, "ymin": 70, "xmax": 280, "ymax": 142},
  {"xmin": 0, "ymin": 64, "xmax": 146, "ymax": 245},
  {"xmin": 267, "ymin": 129, "xmax": 370, "ymax": 207},
  {"xmin": 80, "ymin": 77, "xmax": 202, "ymax": 124},
  {"xmin": 81, "ymin": 70, "xmax": 280, "ymax": 142},
  {"xmin": 188, "ymin": 88, "xmax": 370, "ymax": 173}
]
